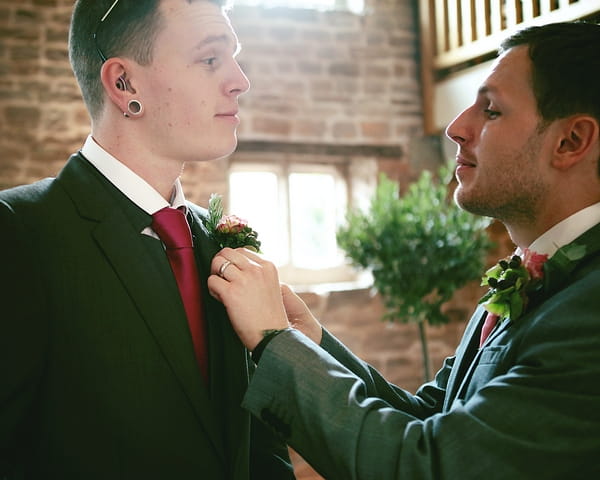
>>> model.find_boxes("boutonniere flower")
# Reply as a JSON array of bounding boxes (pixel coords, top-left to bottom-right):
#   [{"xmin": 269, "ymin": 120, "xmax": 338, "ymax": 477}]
[
  {"xmin": 203, "ymin": 193, "xmax": 261, "ymax": 252},
  {"xmin": 478, "ymin": 248, "xmax": 549, "ymax": 321}
]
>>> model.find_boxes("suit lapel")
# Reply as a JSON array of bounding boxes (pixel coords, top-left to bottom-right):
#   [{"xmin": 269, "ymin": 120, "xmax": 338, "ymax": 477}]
[
  {"xmin": 445, "ymin": 223, "xmax": 600, "ymax": 410},
  {"xmin": 187, "ymin": 206, "xmax": 252, "ymax": 466},
  {"xmin": 542, "ymin": 222, "xmax": 600, "ymax": 297},
  {"xmin": 443, "ymin": 306, "xmax": 487, "ymax": 411},
  {"xmin": 57, "ymin": 155, "xmax": 227, "ymax": 463}
]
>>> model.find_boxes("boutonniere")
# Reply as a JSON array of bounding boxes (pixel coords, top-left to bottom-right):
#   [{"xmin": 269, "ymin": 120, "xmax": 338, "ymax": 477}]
[
  {"xmin": 478, "ymin": 248, "xmax": 549, "ymax": 321},
  {"xmin": 203, "ymin": 193, "xmax": 261, "ymax": 252}
]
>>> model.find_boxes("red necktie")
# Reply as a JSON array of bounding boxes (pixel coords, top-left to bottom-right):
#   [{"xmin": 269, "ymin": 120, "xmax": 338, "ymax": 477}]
[
  {"xmin": 479, "ymin": 312, "xmax": 499, "ymax": 347},
  {"xmin": 152, "ymin": 207, "xmax": 208, "ymax": 381}
]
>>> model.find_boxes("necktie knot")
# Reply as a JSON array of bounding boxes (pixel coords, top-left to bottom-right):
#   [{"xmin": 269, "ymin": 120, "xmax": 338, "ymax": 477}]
[{"xmin": 152, "ymin": 207, "xmax": 193, "ymax": 249}]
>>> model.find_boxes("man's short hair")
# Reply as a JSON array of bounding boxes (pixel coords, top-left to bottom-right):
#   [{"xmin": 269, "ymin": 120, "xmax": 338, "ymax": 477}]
[
  {"xmin": 500, "ymin": 22, "xmax": 600, "ymax": 127},
  {"xmin": 69, "ymin": 0, "xmax": 228, "ymax": 121}
]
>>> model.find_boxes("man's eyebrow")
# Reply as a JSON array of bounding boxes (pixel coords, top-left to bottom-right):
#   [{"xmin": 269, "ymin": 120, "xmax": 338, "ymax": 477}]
[
  {"xmin": 194, "ymin": 34, "xmax": 240, "ymax": 54},
  {"xmin": 478, "ymin": 83, "xmax": 508, "ymax": 102},
  {"xmin": 477, "ymin": 85, "xmax": 496, "ymax": 96}
]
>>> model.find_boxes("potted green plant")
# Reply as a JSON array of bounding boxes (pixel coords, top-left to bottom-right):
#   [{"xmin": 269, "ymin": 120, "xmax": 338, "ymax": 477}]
[{"xmin": 337, "ymin": 162, "xmax": 492, "ymax": 381}]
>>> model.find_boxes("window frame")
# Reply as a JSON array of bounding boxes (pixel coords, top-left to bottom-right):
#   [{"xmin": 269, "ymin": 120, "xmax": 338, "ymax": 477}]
[{"xmin": 228, "ymin": 158, "xmax": 360, "ymax": 287}]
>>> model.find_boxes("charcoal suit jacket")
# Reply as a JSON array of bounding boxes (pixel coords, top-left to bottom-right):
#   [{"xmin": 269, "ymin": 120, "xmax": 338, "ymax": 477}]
[
  {"xmin": 0, "ymin": 153, "xmax": 294, "ymax": 479},
  {"xmin": 242, "ymin": 223, "xmax": 600, "ymax": 479}
]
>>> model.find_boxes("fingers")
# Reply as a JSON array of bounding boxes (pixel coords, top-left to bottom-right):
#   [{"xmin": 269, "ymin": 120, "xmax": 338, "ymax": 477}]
[
  {"xmin": 280, "ymin": 283, "xmax": 323, "ymax": 345},
  {"xmin": 210, "ymin": 249, "xmax": 243, "ymax": 287},
  {"xmin": 218, "ymin": 259, "xmax": 233, "ymax": 278},
  {"xmin": 208, "ymin": 248, "xmax": 281, "ymax": 305},
  {"xmin": 208, "ymin": 248, "xmax": 289, "ymax": 350},
  {"xmin": 211, "ymin": 247, "xmax": 264, "ymax": 279}
]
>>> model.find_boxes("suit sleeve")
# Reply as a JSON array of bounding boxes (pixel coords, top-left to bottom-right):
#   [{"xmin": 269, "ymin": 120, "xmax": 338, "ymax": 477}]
[
  {"xmin": 319, "ymin": 328, "xmax": 452, "ymax": 419},
  {"xmin": 241, "ymin": 271, "xmax": 600, "ymax": 480},
  {"xmin": 0, "ymin": 200, "xmax": 47, "ymax": 476},
  {"xmin": 247, "ymin": 355, "xmax": 296, "ymax": 479}
]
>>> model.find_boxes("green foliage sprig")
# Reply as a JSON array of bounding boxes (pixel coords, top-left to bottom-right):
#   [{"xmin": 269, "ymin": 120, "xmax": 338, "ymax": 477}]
[
  {"xmin": 203, "ymin": 194, "xmax": 261, "ymax": 252},
  {"xmin": 478, "ymin": 249, "xmax": 548, "ymax": 321}
]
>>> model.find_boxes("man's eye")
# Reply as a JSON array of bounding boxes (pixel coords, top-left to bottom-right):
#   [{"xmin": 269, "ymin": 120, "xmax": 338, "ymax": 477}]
[
  {"xmin": 484, "ymin": 109, "xmax": 501, "ymax": 120},
  {"xmin": 203, "ymin": 57, "xmax": 217, "ymax": 66}
]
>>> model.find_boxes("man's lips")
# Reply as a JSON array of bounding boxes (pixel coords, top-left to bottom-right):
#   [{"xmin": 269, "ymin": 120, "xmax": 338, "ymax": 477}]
[
  {"xmin": 215, "ymin": 110, "xmax": 239, "ymax": 117},
  {"xmin": 215, "ymin": 111, "xmax": 240, "ymax": 125},
  {"xmin": 456, "ymin": 155, "xmax": 476, "ymax": 167}
]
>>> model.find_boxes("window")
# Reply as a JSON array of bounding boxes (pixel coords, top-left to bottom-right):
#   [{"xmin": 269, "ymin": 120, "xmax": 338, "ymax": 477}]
[
  {"xmin": 228, "ymin": 162, "xmax": 358, "ymax": 286},
  {"xmin": 234, "ymin": 0, "xmax": 364, "ymax": 14}
]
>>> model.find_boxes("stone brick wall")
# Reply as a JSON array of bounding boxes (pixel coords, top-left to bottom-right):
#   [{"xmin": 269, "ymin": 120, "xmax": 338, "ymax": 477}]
[
  {"xmin": 0, "ymin": 0, "xmax": 84, "ymax": 188},
  {"xmin": 0, "ymin": 1, "xmax": 512, "ymax": 478},
  {"xmin": 229, "ymin": 1, "xmax": 422, "ymax": 145}
]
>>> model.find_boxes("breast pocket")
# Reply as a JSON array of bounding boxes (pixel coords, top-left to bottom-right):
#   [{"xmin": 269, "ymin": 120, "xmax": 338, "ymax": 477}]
[
  {"xmin": 463, "ymin": 346, "xmax": 510, "ymax": 400},
  {"xmin": 478, "ymin": 346, "xmax": 508, "ymax": 365}
]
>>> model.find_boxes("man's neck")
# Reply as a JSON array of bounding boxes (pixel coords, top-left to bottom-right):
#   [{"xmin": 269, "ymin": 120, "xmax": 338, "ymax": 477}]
[
  {"xmin": 507, "ymin": 202, "xmax": 600, "ymax": 256},
  {"xmin": 92, "ymin": 126, "xmax": 184, "ymax": 202}
]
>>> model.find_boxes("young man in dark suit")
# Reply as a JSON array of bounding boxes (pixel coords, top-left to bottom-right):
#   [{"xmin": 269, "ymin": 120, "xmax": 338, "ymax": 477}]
[
  {"xmin": 0, "ymin": 1, "xmax": 294, "ymax": 478},
  {"xmin": 210, "ymin": 22, "xmax": 600, "ymax": 479}
]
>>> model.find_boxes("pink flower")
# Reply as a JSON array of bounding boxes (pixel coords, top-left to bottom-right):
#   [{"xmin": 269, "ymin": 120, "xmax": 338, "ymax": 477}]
[
  {"xmin": 216, "ymin": 215, "xmax": 248, "ymax": 234},
  {"xmin": 522, "ymin": 248, "xmax": 549, "ymax": 281}
]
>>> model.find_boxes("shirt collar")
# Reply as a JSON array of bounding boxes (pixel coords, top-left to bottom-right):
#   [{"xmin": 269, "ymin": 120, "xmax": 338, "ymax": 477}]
[
  {"xmin": 526, "ymin": 202, "xmax": 600, "ymax": 258},
  {"xmin": 80, "ymin": 135, "xmax": 187, "ymax": 215}
]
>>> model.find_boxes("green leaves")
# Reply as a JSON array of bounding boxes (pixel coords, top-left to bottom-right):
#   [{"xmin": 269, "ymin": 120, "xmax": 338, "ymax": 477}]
[
  {"xmin": 479, "ymin": 249, "xmax": 549, "ymax": 323},
  {"xmin": 337, "ymin": 163, "xmax": 492, "ymax": 326},
  {"xmin": 205, "ymin": 193, "xmax": 225, "ymax": 234},
  {"xmin": 203, "ymin": 193, "xmax": 262, "ymax": 252}
]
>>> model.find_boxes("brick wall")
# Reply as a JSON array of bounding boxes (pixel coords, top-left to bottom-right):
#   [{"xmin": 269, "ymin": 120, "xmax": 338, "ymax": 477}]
[
  {"xmin": 229, "ymin": 2, "xmax": 422, "ymax": 145},
  {"xmin": 0, "ymin": 1, "xmax": 511, "ymax": 478},
  {"xmin": 0, "ymin": 0, "xmax": 84, "ymax": 188}
]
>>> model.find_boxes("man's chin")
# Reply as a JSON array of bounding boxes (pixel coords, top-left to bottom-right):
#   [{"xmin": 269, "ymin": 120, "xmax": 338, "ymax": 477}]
[
  {"xmin": 219, "ymin": 138, "xmax": 238, "ymax": 159},
  {"xmin": 453, "ymin": 188, "xmax": 470, "ymax": 212},
  {"xmin": 454, "ymin": 189, "xmax": 490, "ymax": 217},
  {"xmin": 190, "ymin": 139, "xmax": 239, "ymax": 162}
]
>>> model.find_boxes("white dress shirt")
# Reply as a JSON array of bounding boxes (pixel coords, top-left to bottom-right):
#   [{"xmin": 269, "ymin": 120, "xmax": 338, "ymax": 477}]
[
  {"xmin": 526, "ymin": 202, "xmax": 600, "ymax": 257},
  {"xmin": 80, "ymin": 135, "xmax": 188, "ymax": 238}
]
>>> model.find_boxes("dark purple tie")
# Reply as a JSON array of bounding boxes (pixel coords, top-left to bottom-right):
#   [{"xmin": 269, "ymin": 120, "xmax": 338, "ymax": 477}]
[
  {"xmin": 152, "ymin": 207, "xmax": 208, "ymax": 381},
  {"xmin": 479, "ymin": 312, "xmax": 499, "ymax": 347}
]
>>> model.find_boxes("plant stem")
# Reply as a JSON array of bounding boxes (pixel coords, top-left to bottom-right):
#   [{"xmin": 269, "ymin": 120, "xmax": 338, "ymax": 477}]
[{"xmin": 418, "ymin": 320, "xmax": 431, "ymax": 382}]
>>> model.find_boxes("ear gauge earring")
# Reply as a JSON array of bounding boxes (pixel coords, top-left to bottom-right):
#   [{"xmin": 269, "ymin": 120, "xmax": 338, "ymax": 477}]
[
  {"xmin": 126, "ymin": 99, "xmax": 143, "ymax": 117},
  {"xmin": 117, "ymin": 76, "xmax": 143, "ymax": 118}
]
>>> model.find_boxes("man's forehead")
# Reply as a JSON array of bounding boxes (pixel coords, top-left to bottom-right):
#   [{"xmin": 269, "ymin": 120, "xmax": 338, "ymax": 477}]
[
  {"xmin": 158, "ymin": 0, "xmax": 237, "ymax": 44},
  {"xmin": 480, "ymin": 47, "xmax": 532, "ymax": 97},
  {"xmin": 159, "ymin": 0, "xmax": 230, "ymax": 24}
]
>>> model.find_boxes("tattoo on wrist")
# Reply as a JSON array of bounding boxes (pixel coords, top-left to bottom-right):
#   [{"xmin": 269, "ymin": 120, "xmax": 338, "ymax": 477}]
[
  {"xmin": 252, "ymin": 328, "xmax": 291, "ymax": 364},
  {"xmin": 261, "ymin": 328, "xmax": 282, "ymax": 338}
]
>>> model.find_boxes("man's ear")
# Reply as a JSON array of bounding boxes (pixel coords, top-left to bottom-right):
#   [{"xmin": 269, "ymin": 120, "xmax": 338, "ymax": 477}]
[
  {"xmin": 99, "ymin": 58, "xmax": 137, "ymax": 112},
  {"xmin": 552, "ymin": 115, "xmax": 599, "ymax": 171}
]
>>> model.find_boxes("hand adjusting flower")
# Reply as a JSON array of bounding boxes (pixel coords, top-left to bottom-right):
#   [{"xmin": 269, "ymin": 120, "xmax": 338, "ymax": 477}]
[
  {"xmin": 202, "ymin": 193, "xmax": 261, "ymax": 252},
  {"xmin": 478, "ymin": 248, "xmax": 548, "ymax": 322}
]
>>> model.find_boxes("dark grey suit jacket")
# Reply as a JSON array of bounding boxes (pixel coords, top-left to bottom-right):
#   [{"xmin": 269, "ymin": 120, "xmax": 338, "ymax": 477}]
[
  {"xmin": 0, "ymin": 154, "xmax": 294, "ymax": 479},
  {"xmin": 243, "ymin": 223, "xmax": 600, "ymax": 479}
]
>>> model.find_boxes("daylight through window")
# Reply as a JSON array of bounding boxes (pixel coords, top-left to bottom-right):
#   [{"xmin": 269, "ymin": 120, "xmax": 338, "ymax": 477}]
[{"xmin": 228, "ymin": 162, "xmax": 354, "ymax": 285}]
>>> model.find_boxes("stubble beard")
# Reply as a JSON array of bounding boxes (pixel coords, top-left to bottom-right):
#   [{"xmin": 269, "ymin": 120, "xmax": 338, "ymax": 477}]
[{"xmin": 454, "ymin": 131, "xmax": 548, "ymax": 227}]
